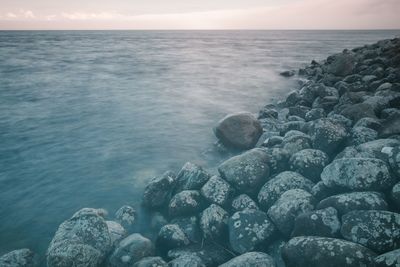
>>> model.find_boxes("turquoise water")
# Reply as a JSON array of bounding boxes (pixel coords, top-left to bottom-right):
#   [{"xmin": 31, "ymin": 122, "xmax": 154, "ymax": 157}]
[{"xmin": 0, "ymin": 30, "xmax": 399, "ymax": 255}]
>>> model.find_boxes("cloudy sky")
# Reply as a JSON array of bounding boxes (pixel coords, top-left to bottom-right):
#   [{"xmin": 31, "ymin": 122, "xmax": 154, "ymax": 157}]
[{"xmin": 0, "ymin": 0, "xmax": 399, "ymax": 30}]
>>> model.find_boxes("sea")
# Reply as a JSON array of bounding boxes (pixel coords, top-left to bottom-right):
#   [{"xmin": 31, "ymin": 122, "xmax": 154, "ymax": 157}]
[{"xmin": 1, "ymin": 30, "xmax": 399, "ymax": 257}]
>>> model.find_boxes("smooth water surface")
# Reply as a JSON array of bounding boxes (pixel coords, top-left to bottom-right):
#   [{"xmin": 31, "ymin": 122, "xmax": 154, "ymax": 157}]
[{"xmin": 0, "ymin": 30, "xmax": 399, "ymax": 255}]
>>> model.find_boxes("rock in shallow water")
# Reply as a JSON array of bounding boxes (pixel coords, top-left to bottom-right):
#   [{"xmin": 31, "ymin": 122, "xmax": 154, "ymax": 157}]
[
  {"xmin": 219, "ymin": 252, "xmax": 276, "ymax": 267},
  {"xmin": 115, "ymin": 205, "xmax": 136, "ymax": 230},
  {"xmin": 174, "ymin": 162, "xmax": 210, "ymax": 193},
  {"xmin": 169, "ymin": 190, "xmax": 204, "ymax": 218},
  {"xmin": 142, "ymin": 171, "xmax": 176, "ymax": 209},
  {"xmin": 156, "ymin": 224, "xmax": 190, "ymax": 252},
  {"xmin": 0, "ymin": 249, "xmax": 39, "ymax": 267},
  {"xmin": 199, "ymin": 204, "xmax": 228, "ymax": 241},
  {"xmin": 200, "ymin": 175, "xmax": 234, "ymax": 207}
]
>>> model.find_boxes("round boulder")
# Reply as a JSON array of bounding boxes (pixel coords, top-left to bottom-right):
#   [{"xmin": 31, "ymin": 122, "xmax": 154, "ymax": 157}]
[
  {"xmin": 169, "ymin": 190, "xmax": 204, "ymax": 218},
  {"xmin": 115, "ymin": 205, "xmax": 136, "ymax": 230},
  {"xmin": 133, "ymin": 257, "xmax": 167, "ymax": 267},
  {"xmin": 309, "ymin": 118, "xmax": 348, "ymax": 155},
  {"xmin": 231, "ymin": 194, "xmax": 259, "ymax": 212},
  {"xmin": 199, "ymin": 204, "xmax": 229, "ymax": 241},
  {"xmin": 200, "ymin": 175, "xmax": 234, "ymax": 206},
  {"xmin": 374, "ymin": 249, "xmax": 400, "ymax": 267},
  {"xmin": 156, "ymin": 224, "xmax": 190, "ymax": 252},
  {"xmin": 289, "ymin": 149, "xmax": 330, "ymax": 182},
  {"xmin": 219, "ymin": 252, "xmax": 276, "ymax": 267},
  {"xmin": 174, "ymin": 162, "xmax": 210, "ymax": 193}
]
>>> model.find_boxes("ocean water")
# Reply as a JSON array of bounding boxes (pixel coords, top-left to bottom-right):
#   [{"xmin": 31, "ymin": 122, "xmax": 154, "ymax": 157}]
[{"xmin": 0, "ymin": 30, "xmax": 399, "ymax": 256}]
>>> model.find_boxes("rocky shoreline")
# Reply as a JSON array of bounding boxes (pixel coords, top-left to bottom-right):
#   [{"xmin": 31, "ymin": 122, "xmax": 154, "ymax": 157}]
[{"xmin": 1, "ymin": 37, "xmax": 400, "ymax": 267}]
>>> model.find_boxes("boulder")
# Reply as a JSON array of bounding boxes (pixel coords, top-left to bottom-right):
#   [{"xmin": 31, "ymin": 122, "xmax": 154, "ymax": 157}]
[
  {"xmin": 258, "ymin": 171, "xmax": 314, "ymax": 211},
  {"xmin": 142, "ymin": 171, "xmax": 176, "ymax": 209},
  {"xmin": 109, "ymin": 234, "xmax": 154, "ymax": 267},
  {"xmin": 305, "ymin": 108, "xmax": 325, "ymax": 122},
  {"xmin": 169, "ymin": 190, "xmax": 204, "ymax": 218},
  {"xmin": 341, "ymin": 210, "xmax": 400, "ymax": 253},
  {"xmin": 282, "ymin": 236, "xmax": 376, "ymax": 267},
  {"xmin": 280, "ymin": 70, "xmax": 296, "ymax": 77},
  {"xmin": 321, "ymin": 158, "xmax": 395, "ymax": 191},
  {"xmin": 263, "ymin": 148, "xmax": 290, "ymax": 174},
  {"xmin": 107, "ymin": 221, "xmax": 127, "ymax": 247},
  {"xmin": 231, "ymin": 194, "xmax": 259, "ymax": 212},
  {"xmin": 174, "ymin": 163, "xmax": 210, "ymax": 193},
  {"xmin": 218, "ymin": 149, "xmax": 270, "ymax": 195},
  {"xmin": 388, "ymin": 146, "xmax": 400, "ymax": 177},
  {"xmin": 325, "ymin": 52, "xmax": 356, "ymax": 77},
  {"xmin": 168, "ymin": 254, "xmax": 205, "ymax": 267},
  {"xmin": 349, "ymin": 126, "xmax": 378, "ymax": 146},
  {"xmin": 311, "ymin": 181, "xmax": 344, "ymax": 201},
  {"xmin": 219, "ymin": 252, "xmax": 276, "ymax": 267},
  {"xmin": 267, "ymin": 189, "xmax": 316, "ymax": 236},
  {"xmin": 392, "ymin": 182, "xmax": 400, "ymax": 208},
  {"xmin": 214, "ymin": 112, "xmax": 263, "ymax": 150},
  {"xmin": 282, "ymin": 134, "xmax": 311, "ymax": 154},
  {"xmin": 354, "ymin": 117, "xmax": 382, "ymax": 131},
  {"xmin": 156, "ymin": 224, "xmax": 190, "ymax": 252},
  {"xmin": 0, "ymin": 249, "xmax": 39, "ymax": 267},
  {"xmin": 266, "ymin": 239, "xmax": 286, "ymax": 267},
  {"xmin": 228, "ymin": 209, "xmax": 276, "ymax": 254},
  {"xmin": 340, "ymin": 102, "xmax": 377, "ymax": 122},
  {"xmin": 200, "ymin": 175, "xmax": 234, "ymax": 206},
  {"xmin": 46, "ymin": 208, "xmax": 112, "ymax": 267},
  {"xmin": 199, "ymin": 204, "xmax": 229, "ymax": 241},
  {"xmin": 289, "ymin": 149, "xmax": 330, "ymax": 182},
  {"xmin": 115, "ymin": 205, "xmax": 136, "ymax": 230},
  {"xmin": 133, "ymin": 257, "xmax": 167, "ymax": 267},
  {"xmin": 374, "ymin": 249, "xmax": 400, "ymax": 267},
  {"xmin": 310, "ymin": 118, "xmax": 348, "ymax": 155},
  {"xmin": 171, "ymin": 216, "xmax": 201, "ymax": 244}
]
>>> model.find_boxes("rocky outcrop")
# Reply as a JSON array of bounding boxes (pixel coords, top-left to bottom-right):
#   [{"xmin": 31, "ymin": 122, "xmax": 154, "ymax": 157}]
[{"xmin": 0, "ymin": 249, "xmax": 39, "ymax": 267}]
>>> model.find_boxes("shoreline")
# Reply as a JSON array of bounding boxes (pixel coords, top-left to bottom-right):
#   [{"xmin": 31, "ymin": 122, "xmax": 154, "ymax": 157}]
[{"xmin": 1, "ymin": 37, "xmax": 400, "ymax": 266}]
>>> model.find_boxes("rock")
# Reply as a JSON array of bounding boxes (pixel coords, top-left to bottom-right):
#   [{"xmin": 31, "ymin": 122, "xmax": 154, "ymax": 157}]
[
  {"xmin": 374, "ymin": 249, "xmax": 400, "ymax": 267},
  {"xmin": 0, "ymin": 249, "xmax": 39, "ymax": 267},
  {"xmin": 280, "ymin": 70, "xmax": 296, "ymax": 77},
  {"xmin": 169, "ymin": 190, "xmax": 204, "ymax": 218},
  {"xmin": 380, "ymin": 115, "xmax": 400, "ymax": 138},
  {"xmin": 168, "ymin": 254, "xmax": 205, "ymax": 267},
  {"xmin": 266, "ymin": 239, "xmax": 286, "ymax": 267},
  {"xmin": 115, "ymin": 205, "xmax": 136, "ymax": 229},
  {"xmin": 258, "ymin": 171, "xmax": 314, "ymax": 211},
  {"xmin": 262, "ymin": 136, "xmax": 283, "ymax": 147},
  {"xmin": 282, "ymin": 236, "xmax": 376, "ymax": 267},
  {"xmin": 263, "ymin": 148, "xmax": 290, "ymax": 174},
  {"xmin": 143, "ymin": 171, "xmax": 176, "ymax": 209},
  {"xmin": 317, "ymin": 191, "xmax": 388, "ymax": 216},
  {"xmin": 46, "ymin": 208, "xmax": 112, "ymax": 267},
  {"xmin": 133, "ymin": 257, "xmax": 167, "ymax": 267},
  {"xmin": 310, "ymin": 118, "xmax": 348, "ymax": 155},
  {"xmin": 218, "ymin": 148, "xmax": 270, "ymax": 195},
  {"xmin": 109, "ymin": 234, "xmax": 154, "ymax": 267},
  {"xmin": 199, "ymin": 204, "xmax": 229, "ymax": 241},
  {"xmin": 381, "ymin": 108, "xmax": 400, "ymax": 119},
  {"xmin": 282, "ymin": 134, "xmax": 311, "ymax": 154},
  {"xmin": 388, "ymin": 146, "xmax": 400, "ymax": 178},
  {"xmin": 321, "ymin": 158, "xmax": 395, "ymax": 191},
  {"xmin": 214, "ymin": 112, "xmax": 263, "ymax": 150},
  {"xmin": 258, "ymin": 105, "xmax": 278, "ymax": 119},
  {"xmin": 357, "ymin": 139, "xmax": 400, "ymax": 161},
  {"xmin": 156, "ymin": 224, "xmax": 190, "ymax": 252},
  {"xmin": 325, "ymin": 52, "xmax": 356, "ymax": 77},
  {"xmin": 291, "ymin": 207, "xmax": 341, "ymax": 238},
  {"xmin": 341, "ymin": 210, "xmax": 400, "ymax": 253},
  {"xmin": 280, "ymin": 121, "xmax": 307, "ymax": 136},
  {"xmin": 200, "ymin": 175, "xmax": 234, "ymax": 206},
  {"xmin": 311, "ymin": 181, "xmax": 343, "ymax": 201},
  {"xmin": 219, "ymin": 252, "xmax": 276, "ymax": 267},
  {"xmin": 150, "ymin": 212, "xmax": 168, "ymax": 234},
  {"xmin": 231, "ymin": 194, "xmax": 259, "ymax": 212},
  {"xmin": 289, "ymin": 149, "xmax": 330, "ymax": 182},
  {"xmin": 392, "ymin": 183, "xmax": 400, "ymax": 208},
  {"xmin": 340, "ymin": 102, "xmax": 377, "ymax": 122},
  {"xmin": 171, "ymin": 216, "xmax": 201, "ymax": 244},
  {"xmin": 288, "ymin": 105, "xmax": 310, "ymax": 119},
  {"xmin": 305, "ymin": 108, "xmax": 325, "ymax": 121},
  {"xmin": 107, "ymin": 221, "xmax": 127, "ymax": 247},
  {"xmin": 267, "ymin": 189, "xmax": 315, "ymax": 236},
  {"xmin": 228, "ymin": 209, "xmax": 276, "ymax": 254},
  {"xmin": 349, "ymin": 126, "xmax": 378, "ymax": 146},
  {"xmin": 174, "ymin": 163, "xmax": 210, "ymax": 193},
  {"xmin": 354, "ymin": 117, "xmax": 382, "ymax": 131}
]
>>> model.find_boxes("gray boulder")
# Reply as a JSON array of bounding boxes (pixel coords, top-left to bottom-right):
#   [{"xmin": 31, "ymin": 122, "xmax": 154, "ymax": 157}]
[
  {"xmin": 156, "ymin": 224, "xmax": 190, "ymax": 252},
  {"xmin": 219, "ymin": 252, "xmax": 276, "ymax": 267},
  {"xmin": 388, "ymin": 146, "xmax": 400, "ymax": 177},
  {"xmin": 310, "ymin": 118, "xmax": 348, "ymax": 155},
  {"xmin": 392, "ymin": 182, "xmax": 400, "ymax": 208},
  {"xmin": 325, "ymin": 52, "xmax": 356, "ymax": 77},
  {"xmin": 0, "ymin": 249, "xmax": 39, "ymax": 267},
  {"xmin": 349, "ymin": 126, "xmax": 378, "ymax": 146},
  {"xmin": 168, "ymin": 254, "xmax": 205, "ymax": 267},
  {"xmin": 289, "ymin": 149, "xmax": 330, "ymax": 182},
  {"xmin": 214, "ymin": 112, "xmax": 263, "ymax": 150},
  {"xmin": 169, "ymin": 190, "xmax": 204, "ymax": 218},
  {"xmin": 380, "ymin": 115, "xmax": 400, "ymax": 138},
  {"xmin": 106, "ymin": 221, "xmax": 127, "ymax": 247},
  {"xmin": 231, "ymin": 194, "xmax": 259, "ymax": 212},
  {"xmin": 174, "ymin": 163, "xmax": 210, "ymax": 193},
  {"xmin": 200, "ymin": 175, "xmax": 234, "ymax": 206},
  {"xmin": 340, "ymin": 102, "xmax": 377, "ymax": 122},
  {"xmin": 305, "ymin": 108, "xmax": 325, "ymax": 121},
  {"xmin": 375, "ymin": 249, "xmax": 400, "ymax": 267},
  {"xmin": 199, "ymin": 204, "xmax": 229, "ymax": 241},
  {"xmin": 143, "ymin": 171, "xmax": 176, "ymax": 209},
  {"xmin": 171, "ymin": 216, "xmax": 201, "ymax": 244},
  {"xmin": 133, "ymin": 257, "xmax": 167, "ymax": 267},
  {"xmin": 115, "ymin": 205, "xmax": 136, "ymax": 230}
]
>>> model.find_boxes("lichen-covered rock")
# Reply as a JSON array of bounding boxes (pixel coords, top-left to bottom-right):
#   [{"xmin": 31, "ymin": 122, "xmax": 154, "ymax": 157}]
[
  {"xmin": 388, "ymin": 146, "xmax": 400, "ymax": 178},
  {"xmin": 156, "ymin": 224, "xmax": 190, "ymax": 252},
  {"xmin": 107, "ymin": 221, "xmax": 127, "ymax": 247},
  {"xmin": 317, "ymin": 191, "xmax": 388, "ymax": 216},
  {"xmin": 142, "ymin": 171, "xmax": 176, "ymax": 209},
  {"xmin": 219, "ymin": 252, "xmax": 276, "ymax": 267},
  {"xmin": 0, "ymin": 249, "xmax": 39, "ymax": 267},
  {"xmin": 174, "ymin": 163, "xmax": 210, "ymax": 193},
  {"xmin": 321, "ymin": 158, "xmax": 395, "ymax": 191},
  {"xmin": 380, "ymin": 115, "xmax": 400, "ymax": 138},
  {"xmin": 258, "ymin": 171, "xmax": 314, "ymax": 211},
  {"xmin": 228, "ymin": 209, "xmax": 276, "ymax": 254},
  {"xmin": 282, "ymin": 236, "xmax": 376, "ymax": 267},
  {"xmin": 214, "ymin": 112, "xmax": 263, "ymax": 150},
  {"xmin": 340, "ymin": 102, "xmax": 377, "ymax": 122},
  {"xmin": 354, "ymin": 117, "xmax": 382, "ymax": 131},
  {"xmin": 169, "ymin": 190, "xmax": 204, "ymax": 218},
  {"xmin": 171, "ymin": 216, "xmax": 201, "ymax": 244},
  {"xmin": 289, "ymin": 149, "xmax": 330, "ymax": 182},
  {"xmin": 374, "ymin": 248, "xmax": 400, "ymax": 267},
  {"xmin": 218, "ymin": 148, "xmax": 270, "ymax": 195},
  {"xmin": 109, "ymin": 234, "xmax": 154, "ymax": 267},
  {"xmin": 282, "ymin": 134, "xmax": 311, "ymax": 154},
  {"xmin": 133, "ymin": 257, "xmax": 167, "ymax": 267},
  {"xmin": 200, "ymin": 175, "xmax": 234, "ymax": 206},
  {"xmin": 325, "ymin": 52, "xmax": 356, "ymax": 77},
  {"xmin": 231, "ymin": 194, "xmax": 259, "ymax": 212},
  {"xmin": 291, "ymin": 207, "xmax": 341, "ymax": 238},
  {"xmin": 199, "ymin": 204, "xmax": 229, "ymax": 241},
  {"xmin": 349, "ymin": 126, "xmax": 378, "ymax": 146},
  {"xmin": 168, "ymin": 254, "xmax": 206, "ymax": 267},
  {"xmin": 267, "ymin": 189, "xmax": 315, "ymax": 236},
  {"xmin": 337, "ymin": 139, "xmax": 400, "ymax": 162},
  {"xmin": 341, "ymin": 210, "xmax": 400, "ymax": 253},
  {"xmin": 310, "ymin": 118, "xmax": 348, "ymax": 155},
  {"xmin": 115, "ymin": 205, "xmax": 136, "ymax": 230},
  {"xmin": 392, "ymin": 182, "xmax": 400, "ymax": 208},
  {"xmin": 305, "ymin": 108, "xmax": 325, "ymax": 121},
  {"xmin": 263, "ymin": 147, "xmax": 290, "ymax": 174},
  {"xmin": 311, "ymin": 181, "xmax": 343, "ymax": 201},
  {"xmin": 46, "ymin": 208, "xmax": 112, "ymax": 267}
]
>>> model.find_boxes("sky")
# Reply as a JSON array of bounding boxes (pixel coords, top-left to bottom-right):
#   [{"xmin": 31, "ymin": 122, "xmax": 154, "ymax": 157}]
[{"xmin": 0, "ymin": 0, "xmax": 399, "ymax": 30}]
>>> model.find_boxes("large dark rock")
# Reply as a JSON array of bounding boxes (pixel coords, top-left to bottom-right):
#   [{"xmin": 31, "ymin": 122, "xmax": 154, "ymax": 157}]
[
  {"xmin": 215, "ymin": 112, "xmax": 263, "ymax": 150},
  {"xmin": 0, "ymin": 249, "xmax": 39, "ymax": 267},
  {"xmin": 174, "ymin": 163, "xmax": 210, "ymax": 193},
  {"xmin": 374, "ymin": 249, "xmax": 400, "ymax": 267},
  {"xmin": 340, "ymin": 102, "xmax": 377, "ymax": 122},
  {"xmin": 349, "ymin": 126, "xmax": 378, "ymax": 146},
  {"xmin": 171, "ymin": 216, "xmax": 201, "ymax": 244},
  {"xmin": 282, "ymin": 236, "xmax": 376, "ymax": 267},
  {"xmin": 107, "ymin": 221, "xmax": 127, "ymax": 247},
  {"xmin": 231, "ymin": 194, "xmax": 259, "ymax": 212},
  {"xmin": 109, "ymin": 234, "xmax": 154, "ymax": 267},
  {"xmin": 228, "ymin": 209, "xmax": 276, "ymax": 254},
  {"xmin": 267, "ymin": 189, "xmax": 316, "ymax": 236},
  {"xmin": 263, "ymin": 147, "xmax": 290, "ymax": 174},
  {"xmin": 317, "ymin": 191, "xmax": 388, "ymax": 216},
  {"xmin": 169, "ymin": 190, "xmax": 204, "ymax": 218},
  {"xmin": 258, "ymin": 171, "xmax": 314, "ymax": 211},
  {"xmin": 310, "ymin": 118, "xmax": 348, "ymax": 155},
  {"xmin": 142, "ymin": 171, "xmax": 176, "ymax": 209},
  {"xmin": 46, "ymin": 208, "xmax": 112, "ymax": 267},
  {"xmin": 219, "ymin": 252, "xmax": 276, "ymax": 267},
  {"xmin": 325, "ymin": 52, "xmax": 356, "ymax": 77},
  {"xmin": 218, "ymin": 148, "xmax": 270, "ymax": 195},
  {"xmin": 289, "ymin": 149, "xmax": 330, "ymax": 182},
  {"xmin": 133, "ymin": 257, "xmax": 167, "ymax": 267},
  {"xmin": 156, "ymin": 224, "xmax": 190, "ymax": 252},
  {"xmin": 341, "ymin": 210, "xmax": 400, "ymax": 253},
  {"xmin": 200, "ymin": 175, "xmax": 234, "ymax": 206},
  {"xmin": 115, "ymin": 205, "xmax": 136, "ymax": 230},
  {"xmin": 380, "ymin": 115, "xmax": 400, "ymax": 138},
  {"xmin": 388, "ymin": 146, "xmax": 400, "ymax": 178},
  {"xmin": 199, "ymin": 204, "xmax": 229, "ymax": 241},
  {"xmin": 321, "ymin": 158, "xmax": 395, "ymax": 191}
]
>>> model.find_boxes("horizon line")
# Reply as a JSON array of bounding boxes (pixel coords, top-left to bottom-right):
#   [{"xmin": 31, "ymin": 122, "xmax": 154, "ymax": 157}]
[{"xmin": 1, "ymin": 28, "xmax": 400, "ymax": 31}]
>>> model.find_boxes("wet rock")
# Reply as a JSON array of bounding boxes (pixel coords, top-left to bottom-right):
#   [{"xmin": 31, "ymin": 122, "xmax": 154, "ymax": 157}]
[
  {"xmin": 107, "ymin": 221, "xmax": 127, "ymax": 247},
  {"xmin": 228, "ymin": 209, "xmax": 276, "ymax": 254},
  {"xmin": 218, "ymin": 148, "xmax": 270, "ymax": 195},
  {"xmin": 231, "ymin": 194, "xmax": 259, "ymax": 212},
  {"xmin": 168, "ymin": 254, "xmax": 205, "ymax": 267},
  {"xmin": 317, "ymin": 191, "xmax": 388, "ymax": 216},
  {"xmin": 280, "ymin": 70, "xmax": 296, "ymax": 77},
  {"xmin": 143, "ymin": 171, "xmax": 176, "ymax": 209},
  {"xmin": 380, "ymin": 115, "xmax": 400, "ymax": 138},
  {"xmin": 258, "ymin": 105, "xmax": 278, "ymax": 119},
  {"xmin": 349, "ymin": 126, "xmax": 378, "ymax": 146},
  {"xmin": 291, "ymin": 207, "xmax": 341, "ymax": 237},
  {"xmin": 156, "ymin": 224, "xmax": 190, "ymax": 252},
  {"xmin": 219, "ymin": 252, "xmax": 276, "ymax": 267},
  {"xmin": 321, "ymin": 158, "xmax": 395, "ymax": 191},
  {"xmin": 374, "ymin": 248, "xmax": 400, "ymax": 267},
  {"xmin": 200, "ymin": 175, "xmax": 234, "ymax": 206},
  {"xmin": 258, "ymin": 171, "xmax": 314, "ymax": 211},
  {"xmin": 214, "ymin": 112, "xmax": 263, "ymax": 150},
  {"xmin": 282, "ymin": 134, "xmax": 311, "ymax": 154},
  {"xmin": 0, "ymin": 249, "xmax": 39, "ymax": 267},
  {"xmin": 133, "ymin": 257, "xmax": 167, "ymax": 267},
  {"xmin": 325, "ymin": 52, "xmax": 355, "ymax": 77},
  {"xmin": 267, "ymin": 189, "xmax": 315, "ymax": 236},
  {"xmin": 392, "ymin": 183, "xmax": 400, "ymax": 208},
  {"xmin": 171, "ymin": 216, "xmax": 201, "ymax": 244},
  {"xmin": 282, "ymin": 236, "xmax": 376, "ymax": 267},
  {"xmin": 115, "ymin": 205, "xmax": 136, "ymax": 230},
  {"xmin": 174, "ymin": 163, "xmax": 210, "ymax": 193},
  {"xmin": 169, "ymin": 190, "xmax": 204, "ymax": 218},
  {"xmin": 199, "ymin": 204, "xmax": 229, "ymax": 241},
  {"xmin": 310, "ymin": 118, "xmax": 348, "ymax": 155},
  {"xmin": 46, "ymin": 208, "xmax": 112, "ymax": 267},
  {"xmin": 289, "ymin": 149, "xmax": 330, "ymax": 182},
  {"xmin": 305, "ymin": 108, "xmax": 325, "ymax": 121},
  {"xmin": 341, "ymin": 210, "xmax": 400, "ymax": 253},
  {"xmin": 109, "ymin": 234, "xmax": 154, "ymax": 267}
]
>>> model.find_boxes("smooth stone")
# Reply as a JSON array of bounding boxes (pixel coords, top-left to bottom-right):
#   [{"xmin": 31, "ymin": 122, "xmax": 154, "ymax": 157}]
[
  {"xmin": 200, "ymin": 175, "xmax": 234, "ymax": 207},
  {"xmin": 289, "ymin": 149, "xmax": 330, "ymax": 182},
  {"xmin": 199, "ymin": 204, "xmax": 229, "ymax": 241},
  {"xmin": 219, "ymin": 252, "xmax": 276, "ymax": 267}
]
